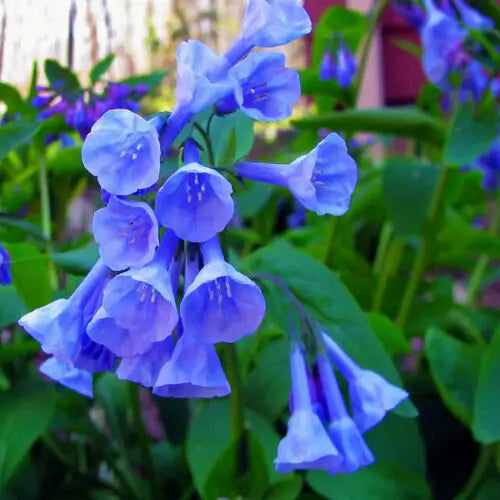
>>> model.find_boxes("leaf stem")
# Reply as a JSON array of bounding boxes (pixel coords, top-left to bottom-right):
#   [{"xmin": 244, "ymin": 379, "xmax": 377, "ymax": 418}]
[
  {"xmin": 223, "ymin": 343, "xmax": 245, "ymax": 443},
  {"xmin": 323, "ymin": 217, "xmax": 339, "ymax": 266},
  {"xmin": 396, "ymin": 166, "xmax": 450, "ymax": 328},
  {"xmin": 456, "ymin": 445, "xmax": 493, "ymax": 500}
]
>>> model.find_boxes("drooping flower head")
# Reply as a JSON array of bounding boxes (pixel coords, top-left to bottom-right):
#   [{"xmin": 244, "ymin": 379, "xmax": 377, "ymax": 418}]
[
  {"xmin": 225, "ymin": 0, "xmax": 312, "ymax": 66},
  {"xmin": 320, "ymin": 43, "xmax": 357, "ymax": 88},
  {"xmin": 236, "ymin": 133, "xmax": 358, "ymax": 216},
  {"xmin": 322, "ymin": 333, "xmax": 408, "ymax": 433},
  {"xmin": 275, "ymin": 344, "xmax": 342, "ymax": 473},
  {"xmin": 87, "ymin": 231, "xmax": 179, "ymax": 357},
  {"xmin": 393, "ymin": 1, "xmax": 426, "ymax": 30},
  {"xmin": 18, "ymin": 260, "xmax": 114, "ymax": 374},
  {"xmin": 0, "ymin": 245, "xmax": 12, "ymax": 286},
  {"xmin": 180, "ymin": 236, "xmax": 266, "ymax": 343},
  {"xmin": 82, "ymin": 109, "xmax": 161, "ymax": 195},
  {"xmin": 217, "ymin": 51, "xmax": 301, "ymax": 122},
  {"xmin": 40, "ymin": 357, "xmax": 94, "ymax": 398},
  {"xmin": 420, "ymin": 0, "xmax": 468, "ymax": 86},
  {"xmin": 93, "ymin": 196, "xmax": 159, "ymax": 271},
  {"xmin": 155, "ymin": 141, "xmax": 234, "ymax": 242},
  {"xmin": 453, "ymin": 0, "xmax": 494, "ymax": 30}
]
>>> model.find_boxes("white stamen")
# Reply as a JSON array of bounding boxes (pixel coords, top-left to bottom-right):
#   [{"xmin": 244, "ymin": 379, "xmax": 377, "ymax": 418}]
[{"xmin": 132, "ymin": 153, "xmax": 138, "ymax": 160}]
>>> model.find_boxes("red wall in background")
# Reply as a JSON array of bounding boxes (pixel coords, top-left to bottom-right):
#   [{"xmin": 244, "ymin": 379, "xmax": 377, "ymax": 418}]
[{"xmin": 303, "ymin": 0, "xmax": 425, "ymax": 104}]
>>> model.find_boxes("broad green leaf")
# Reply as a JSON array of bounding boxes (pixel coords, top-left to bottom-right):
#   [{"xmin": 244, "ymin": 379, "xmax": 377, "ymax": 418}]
[
  {"xmin": 47, "ymin": 146, "xmax": 83, "ymax": 176},
  {"xmin": 44, "ymin": 59, "xmax": 80, "ymax": 92},
  {"xmin": 235, "ymin": 181, "xmax": 274, "ymax": 219},
  {"xmin": 0, "ymin": 83, "xmax": 29, "ymax": 115},
  {"xmin": 0, "ymin": 121, "xmax": 40, "ymax": 159},
  {"xmin": 263, "ymin": 476, "xmax": 302, "ymax": 500},
  {"xmin": 366, "ymin": 313, "xmax": 412, "ymax": 356},
  {"xmin": 0, "ymin": 380, "xmax": 54, "ymax": 486},
  {"xmin": 473, "ymin": 326, "xmax": 500, "ymax": 443},
  {"xmin": 50, "ymin": 244, "xmax": 98, "ymax": 274},
  {"xmin": 381, "ymin": 158, "xmax": 441, "ymax": 237},
  {"xmin": 425, "ymin": 328, "xmax": 484, "ymax": 427},
  {"xmin": 444, "ymin": 104, "xmax": 499, "ymax": 166},
  {"xmin": 90, "ymin": 54, "xmax": 115, "ymax": 84},
  {"xmin": 3, "ymin": 242, "xmax": 52, "ymax": 309},
  {"xmin": 307, "ymin": 463, "xmax": 431, "ymax": 500},
  {"xmin": 293, "ymin": 107, "xmax": 445, "ymax": 145},
  {"xmin": 120, "ymin": 71, "xmax": 167, "ymax": 92},
  {"xmin": 0, "ymin": 286, "xmax": 27, "ymax": 329},
  {"xmin": 202, "ymin": 431, "xmax": 269, "ymax": 500},
  {"xmin": 242, "ymin": 240, "xmax": 417, "ymax": 418},
  {"xmin": 0, "ymin": 340, "xmax": 39, "ymax": 364}
]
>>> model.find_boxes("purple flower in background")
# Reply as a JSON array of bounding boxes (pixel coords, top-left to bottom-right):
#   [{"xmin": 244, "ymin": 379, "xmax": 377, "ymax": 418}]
[
  {"xmin": 18, "ymin": 260, "xmax": 114, "ymax": 373},
  {"xmin": 274, "ymin": 345, "xmax": 342, "ymax": 473},
  {"xmin": 453, "ymin": 0, "xmax": 494, "ymax": 30},
  {"xmin": 87, "ymin": 232, "xmax": 179, "ymax": 357},
  {"xmin": 316, "ymin": 353, "xmax": 374, "ymax": 473},
  {"xmin": 236, "ymin": 133, "xmax": 358, "ymax": 216},
  {"xmin": 471, "ymin": 136, "xmax": 500, "ymax": 192},
  {"xmin": 0, "ymin": 245, "xmax": 12, "ymax": 286},
  {"xmin": 160, "ymin": 41, "xmax": 232, "ymax": 152},
  {"xmin": 155, "ymin": 141, "xmax": 234, "ymax": 242},
  {"xmin": 320, "ymin": 43, "xmax": 357, "ymax": 88},
  {"xmin": 322, "ymin": 333, "xmax": 408, "ymax": 433},
  {"xmin": 393, "ymin": 1, "xmax": 426, "ymax": 29},
  {"xmin": 421, "ymin": 0, "xmax": 468, "ymax": 86},
  {"xmin": 459, "ymin": 61, "xmax": 490, "ymax": 103},
  {"xmin": 225, "ymin": 0, "xmax": 312, "ymax": 66},
  {"xmin": 180, "ymin": 237, "xmax": 266, "ymax": 344},
  {"xmin": 93, "ymin": 196, "xmax": 159, "ymax": 271},
  {"xmin": 153, "ymin": 332, "xmax": 231, "ymax": 398},
  {"xmin": 217, "ymin": 51, "xmax": 301, "ymax": 122},
  {"xmin": 82, "ymin": 109, "xmax": 161, "ymax": 195},
  {"xmin": 40, "ymin": 357, "xmax": 94, "ymax": 398}
]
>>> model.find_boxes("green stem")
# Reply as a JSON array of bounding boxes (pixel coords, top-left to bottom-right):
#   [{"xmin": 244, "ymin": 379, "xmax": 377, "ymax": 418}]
[
  {"xmin": 38, "ymin": 153, "xmax": 51, "ymax": 242},
  {"xmin": 127, "ymin": 384, "xmax": 160, "ymax": 499},
  {"xmin": 372, "ymin": 238, "xmax": 403, "ymax": 312},
  {"xmin": 396, "ymin": 166, "xmax": 450, "ymax": 328},
  {"xmin": 456, "ymin": 445, "xmax": 493, "ymax": 500},
  {"xmin": 323, "ymin": 217, "xmax": 339, "ymax": 266},
  {"xmin": 223, "ymin": 344, "xmax": 245, "ymax": 443},
  {"xmin": 465, "ymin": 194, "xmax": 500, "ymax": 305},
  {"xmin": 373, "ymin": 222, "xmax": 393, "ymax": 275}
]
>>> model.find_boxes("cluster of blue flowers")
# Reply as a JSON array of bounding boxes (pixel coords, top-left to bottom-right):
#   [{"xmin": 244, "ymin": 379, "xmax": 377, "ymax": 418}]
[
  {"xmin": 34, "ymin": 81, "xmax": 148, "ymax": 140},
  {"xmin": 18, "ymin": 0, "xmax": 408, "ymax": 475},
  {"xmin": 420, "ymin": 0, "xmax": 498, "ymax": 101},
  {"xmin": 319, "ymin": 38, "xmax": 357, "ymax": 89}
]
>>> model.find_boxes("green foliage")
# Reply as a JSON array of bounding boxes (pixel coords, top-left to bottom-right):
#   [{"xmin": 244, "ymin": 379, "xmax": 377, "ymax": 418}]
[
  {"xmin": 44, "ymin": 59, "xmax": 80, "ymax": 92},
  {"xmin": 0, "ymin": 121, "xmax": 40, "ymax": 159},
  {"xmin": 90, "ymin": 54, "xmax": 115, "ymax": 84}
]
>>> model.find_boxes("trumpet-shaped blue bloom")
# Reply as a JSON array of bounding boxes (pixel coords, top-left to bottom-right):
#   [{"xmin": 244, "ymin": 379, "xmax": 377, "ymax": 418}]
[
  {"xmin": 217, "ymin": 52, "xmax": 301, "ymax": 122},
  {"xmin": 421, "ymin": 0, "xmax": 467, "ymax": 86},
  {"xmin": 18, "ymin": 260, "xmax": 114, "ymax": 373},
  {"xmin": 322, "ymin": 333, "xmax": 408, "ymax": 433},
  {"xmin": 87, "ymin": 232, "xmax": 179, "ymax": 357},
  {"xmin": 116, "ymin": 337, "xmax": 175, "ymax": 387},
  {"xmin": 40, "ymin": 357, "xmax": 93, "ymax": 398},
  {"xmin": 320, "ymin": 44, "xmax": 357, "ymax": 88},
  {"xmin": 275, "ymin": 345, "xmax": 342, "ymax": 473},
  {"xmin": 225, "ymin": 0, "xmax": 311, "ymax": 66},
  {"xmin": 93, "ymin": 196, "xmax": 159, "ymax": 271},
  {"xmin": 316, "ymin": 353, "xmax": 374, "ymax": 473},
  {"xmin": 236, "ymin": 133, "xmax": 358, "ymax": 216},
  {"xmin": 0, "ymin": 245, "xmax": 12, "ymax": 286},
  {"xmin": 155, "ymin": 162, "xmax": 234, "ymax": 242},
  {"xmin": 453, "ymin": 0, "xmax": 494, "ymax": 29},
  {"xmin": 153, "ymin": 332, "xmax": 231, "ymax": 398},
  {"xmin": 160, "ymin": 41, "xmax": 232, "ymax": 152},
  {"xmin": 82, "ymin": 109, "xmax": 161, "ymax": 195},
  {"xmin": 180, "ymin": 237, "xmax": 265, "ymax": 343}
]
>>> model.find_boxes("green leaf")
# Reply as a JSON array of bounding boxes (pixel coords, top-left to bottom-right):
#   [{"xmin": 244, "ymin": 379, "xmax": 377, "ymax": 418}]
[
  {"xmin": 444, "ymin": 104, "xmax": 499, "ymax": 166},
  {"xmin": 473, "ymin": 326, "xmax": 500, "ymax": 443},
  {"xmin": 425, "ymin": 327, "xmax": 484, "ymax": 427},
  {"xmin": 0, "ymin": 83, "xmax": 28, "ymax": 115},
  {"xmin": 47, "ymin": 146, "xmax": 83, "ymax": 176},
  {"xmin": 119, "ymin": 70, "xmax": 167, "ymax": 92},
  {"xmin": 44, "ymin": 59, "xmax": 80, "ymax": 92},
  {"xmin": 292, "ymin": 107, "xmax": 445, "ymax": 145},
  {"xmin": 0, "ymin": 121, "xmax": 40, "ymax": 159},
  {"xmin": 50, "ymin": 244, "xmax": 98, "ymax": 274},
  {"xmin": 263, "ymin": 476, "xmax": 302, "ymax": 500},
  {"xmin": 366, "ymin": 313, "xmax": 412, "ymax": 356},
  {"xmin": 235, "ymin": 181, "xmax": 274, "ymax": 219},
  {"xmin": 242, "ymin": 240, "xmax": 417, "ymax": 418},
  {"xmin": 3, "ymin": 242, "xmax": 52, "ymax": 309},
  {"xmin": 391, "ymin": 38, "xmax": 422, "ymax": 58},
  {"xmin": 90, "ymin": 54, "xmax": 115, "ymax": 84},
  {"xmin": 307, "ymin": 463, "xmax": 431, "ymax": 500},
  {"xmin": 0, "ymin": 286, "xmax": 27, "ymax": 329},
  {"xmin": 381, "ymin": 158, "xmax": 441, "ymax": 237},
  {"xmin": 202, "ymin": 431, "xmax": 269, "ymax": 500},
  {"xmin": 0, "ymin": 380, "xmax": 54, "ymax": 486}
]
